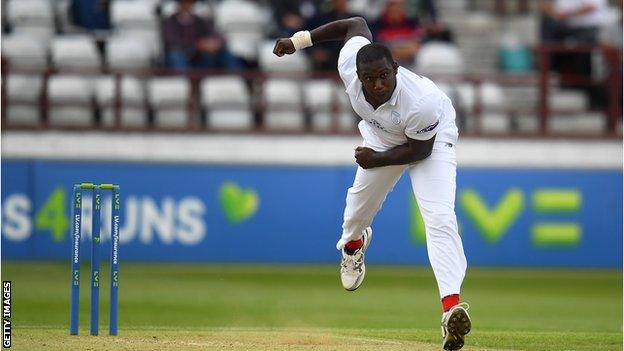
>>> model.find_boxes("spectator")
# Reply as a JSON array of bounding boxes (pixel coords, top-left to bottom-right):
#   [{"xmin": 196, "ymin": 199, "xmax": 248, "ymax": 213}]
[
  {"xmin": 412, "ymin": 0, "xmax": 455, "ymax": 43},
  {"xmin": 270, "ymin": 0, "xmax": 319, "ymax": 38},
  {"xmin": 540, "ymin": 0, "xmax": 609, "ymax": 106},
  {"xmin": 371, "ymin": 0, "xmax": 423, "ymax": 65},
  {"xmin": 306, "ymin": 0, "xmax": 358, "ymax": 71},
  {"xmin": 163, "ymin": 0, "xmax": 241, "ymax": 71},
  {"xmin": 70, "ymin": 0, "xmax": 111, "ymax": 30},
  {"xmin": 540, "ymin": 0, "xmax": 609, "ymax": 78}
]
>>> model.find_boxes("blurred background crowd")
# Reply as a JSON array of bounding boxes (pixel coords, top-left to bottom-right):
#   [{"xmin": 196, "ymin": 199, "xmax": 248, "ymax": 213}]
[{"xmin": 1, "ymin": 0, "xmax": 622, "ymax": 136}]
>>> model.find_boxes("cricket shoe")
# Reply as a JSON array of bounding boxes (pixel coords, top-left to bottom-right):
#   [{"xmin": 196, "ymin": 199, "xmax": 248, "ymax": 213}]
[
  {"xmin": 340, "ymin": 227, "xmax": 372, "ymax": 291},
  {"xmin": 441, "ymin": 302, "xmax": 471, "ymax": 350}
]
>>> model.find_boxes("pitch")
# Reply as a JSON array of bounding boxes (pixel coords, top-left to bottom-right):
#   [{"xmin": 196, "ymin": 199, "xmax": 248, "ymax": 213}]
[{"xmin": 4, "ymin": 262, "xmax": 621, "ymax": 350}]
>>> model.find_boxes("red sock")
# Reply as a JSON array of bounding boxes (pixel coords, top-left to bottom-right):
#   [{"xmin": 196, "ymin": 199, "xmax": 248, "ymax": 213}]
[
  {"xmin": 442, "ymin": 294, "xmax": 460, "ymax": 312},
  {"xmin": 344, "ymin": 238, "xmax": 363, "ymax": 253}
]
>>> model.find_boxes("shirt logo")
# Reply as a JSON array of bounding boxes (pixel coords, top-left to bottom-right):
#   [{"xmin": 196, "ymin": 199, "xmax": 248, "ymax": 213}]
[
  {"xmin": 368, "ymin": 119, "xmax": 386, "ymax": 131},
  {"xmin": 416, "ymin": 120, "xmax": 439, "ymax": 134},
  {"xmin": 391, "ymin": 110, "xmax": 401, "ymax": 125}
]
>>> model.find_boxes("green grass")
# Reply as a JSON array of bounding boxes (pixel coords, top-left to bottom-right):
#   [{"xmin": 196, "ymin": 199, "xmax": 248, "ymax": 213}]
[{"xmin": 3, "ymin": 262, "xmax": 622, "ymax": 350}]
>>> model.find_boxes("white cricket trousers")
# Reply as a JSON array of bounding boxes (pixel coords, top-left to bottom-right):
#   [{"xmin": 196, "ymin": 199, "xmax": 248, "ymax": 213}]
[{"xmin": 336, "ymin": 141, "xmax": 467, "ymax": 298}]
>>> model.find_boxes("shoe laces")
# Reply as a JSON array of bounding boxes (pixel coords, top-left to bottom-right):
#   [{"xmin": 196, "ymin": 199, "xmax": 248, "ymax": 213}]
[{"xmin": 341, "ymin": 250, "xmax": 364, "ymax": 273}]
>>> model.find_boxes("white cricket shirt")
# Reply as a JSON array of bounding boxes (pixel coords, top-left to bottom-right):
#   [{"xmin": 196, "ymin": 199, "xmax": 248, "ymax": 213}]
[{"xmin": 338, "ymin": 36, "xmax": 458, "ymax": 152}]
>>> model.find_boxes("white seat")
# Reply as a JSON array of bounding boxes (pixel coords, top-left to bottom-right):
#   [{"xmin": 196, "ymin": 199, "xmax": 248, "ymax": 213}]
[
  {"xmin": 258, "ymin": 41, "xmax": 310, "ymax": 72},
  {"xmin": 416, "ymin": 43, "xmax": 464, "ymax": 75},
  {"xmin": 6, "ymin": 0, "xmax": 53, "ymax": 26},
  {"xmin": 304, "ymin": 79, "xmax": 335, "ymax": 111},
  {"xmin": 160, "ymin": 0, "xmax": 211, "ymax": 18},
  {"xmin": 6, "ymin": 106, "xmax": 40, "ymax": 126},
  {"xmin": 47, "ymin": 75, "xmax": 94, "ymax": 126},
  {"xmin": 305, "ymin": 80, "xmax": 340, "ymax": 131},
  {"xmin": 201, "ymin": 76, "xmax": 252, "ymax": 130},
  {"xmin": 110, "ymin": 0, "xmax": 158, "ymax": 29},
  {"xmin": 311, "ymin": 111, "xmax": 358, "ymax": 132},
  {"xmin": 95, "ymin": 76, "xmax": 147, "ymax": 127},
  {"xmin": 208, "ymin": 109, "xmax": 253, "ymax": 130},
  {"xmin": 455, "ymin": 83, "xmax": 475, "ymax": 112},
  {"xmin": 1, "ymin": 34, "xmax": 48, "ymax": 69},
  {"xmin": 481, "ymin": 113, "xmax": 511, "ymax": 133},
  {"xmin": 215, "ymin": 0, "xmax": 268, "ymax": 33},
  {"xmin": 549, "ymin": 113, "xmax": 605, "ymax": 134},
  {"xmin": 148, "ymin": 77, "xmax": 190, "ymax": 128},
  {"xmin": 114, "ymin": 28, "xmax": 162, "ymax": 58},
  {"xmin": 106, "ymin": 35, "xmax": 152, "ymax": 69},
  {"xmin": 338, "ymin": 112, "xmax": 357, "ymax": 132},
  {"xmin": 549, "ymin": 90, "xmax": 589, "ymax": 111},
  {"xmin": 200, "ymin": 76, "xmax": 249, "ymax": 107},
  {"xmin": 264, "ymin": 111, "xmax": 305, "ymax": 130},
  {"xmin": 264, "ymin": 79, "xmax": 303, "ymax": 130},
  {"xmin": 480, "ymin": 82, "xmax": 506, "ymax": 110},
  {"xmin": 11, "ymin": 25, "xmax": 55, "ymax": 41},
  {"xmin": 51, "ymin": 35, "xmax": 101, "ymax": 69},
  {"xmin": 265, "ymin": 79, "xmax": 301, "ymax": 106},
  {"xmin": 7, "ymin": 75, "xmax": 43, "ymax": 102},
  {"xmin": 5, "ymin": 75, "xmax": 42, "ymax": 125},
  {"xmin": 216, "ymin": 0, "xmax": 268, "ymax": 59}
]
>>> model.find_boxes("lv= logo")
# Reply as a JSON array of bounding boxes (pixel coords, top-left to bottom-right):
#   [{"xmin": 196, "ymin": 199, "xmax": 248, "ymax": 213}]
[{"xmin": 410, "ymin": 188, "xmax": 582, "ymax": 247}]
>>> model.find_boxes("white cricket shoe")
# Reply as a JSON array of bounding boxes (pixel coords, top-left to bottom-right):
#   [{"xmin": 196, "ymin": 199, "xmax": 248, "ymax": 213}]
[
  {"xmin": 441, "ymin": 302, "xmax": 471, "ymax": 350},
  {"xmin": 340, "ymin": 227, "xmax": 372, "ymax": 291}
]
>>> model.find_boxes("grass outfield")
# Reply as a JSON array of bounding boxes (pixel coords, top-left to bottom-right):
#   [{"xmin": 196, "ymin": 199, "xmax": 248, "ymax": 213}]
[{"xmin": 2, "ymin": 262, "xmax": 621, "ymax": 351}]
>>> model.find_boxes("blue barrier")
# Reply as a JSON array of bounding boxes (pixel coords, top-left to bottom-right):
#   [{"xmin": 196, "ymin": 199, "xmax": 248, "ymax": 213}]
[{"xmin": 1, "ymin": 160, "xmax": 621, "ymax": 267}]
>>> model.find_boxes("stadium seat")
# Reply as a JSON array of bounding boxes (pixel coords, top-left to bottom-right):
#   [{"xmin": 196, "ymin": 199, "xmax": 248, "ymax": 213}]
[
  {"xmin": 106, "ymin": 35, "xmax": 152, "ymax": 70},
  {"xmin": 549, "ymin": 113, "xmax": 606, "ymax": 134},
  {"xmin": 215, "ymin": 0, "xmax": 270, "ymax": 61},
  {"xmin": 480, "ymin": 82, "xmax": 506, "ymax": 110},
  {"xmin": 6, "ymin": 0, "xmax": 53, "ymax": 26},
  {"xmin": 110, "ymin": 0, "xmax": 158, "ymax": 30},
  {"xmin": 481, "ymin": 113, "xmax": 511, "ymax": 133},
  {"xmin": 200, "ymin": 76, "xmax": 252, "ymax": 130},
  {"xmin": 114, "ymin": 28, "xmax": 162, "ymax": 58},
  {"xmin": 454, "ymin": 83, "xmax": 476, "ymax": 112},
  {"xmin": 1, "ymin": 34, "xmax": 48, "ymax": 69},
  {"xmin": 148, "ymin": 77, "xmax": 191, "ymax": 128},
  {"xmin": 47, "ymin": 75, "xmax": 95, "ymax": 127},
  {"xmin": 304, "ymin": 79, "xmax": 339, "ymax": 132},
  {"xmin": 160, "ymin": 0, "xmax": 211, "ymax": 18},
  {"xmin": 5, "ymin": 74, "xmax": 43, "ymax": 126},
  {"xmin": 334, "ymin": 84, "xmax": 358, "ymax": 132},
  {"xmin": 96, "ymin": 76, "xmax": 147, "ymax": 128},
  {"xmin": 258, "ymin": 41, "xmax": 310, "ymax": 73},
  {"xmin": 264, "ymin": 79, "xmax": 304, "ymax": 130},
  {"xmin": 51, "ymin": 35, "xmax": 101, "ymax": 70},
  {"xmin": 6, "ymin": 0, "xmax": 55, "ymax": 41},
  {"xmin": 549, "ymin": 90, "xmax": 589, "ymax": 111},
  {"xmin": 415, "ymin": 42, "xmax": 464, "ymax": 76}
]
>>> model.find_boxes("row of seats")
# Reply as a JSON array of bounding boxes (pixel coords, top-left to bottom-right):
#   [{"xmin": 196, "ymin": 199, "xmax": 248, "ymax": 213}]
[
  {"xmin": 5, "ymin": 73, "xmax": 603, "ymax": 133},
  {"xmin": 4, "ymin": 0, "xmax": 272, "ymax": 63},
  {"xmin": 5, "ymin": 74, "xmax": 356, "ymax": 131},
  {"xmin": 2, "ymin": 32, "xmax": 312, "ymax": 72}
]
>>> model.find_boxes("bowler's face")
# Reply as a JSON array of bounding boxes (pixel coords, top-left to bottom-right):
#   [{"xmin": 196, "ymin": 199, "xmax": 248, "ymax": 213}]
[{"xmin": 357, "ymin": 58, "xmax": 398, "ymax": 103}]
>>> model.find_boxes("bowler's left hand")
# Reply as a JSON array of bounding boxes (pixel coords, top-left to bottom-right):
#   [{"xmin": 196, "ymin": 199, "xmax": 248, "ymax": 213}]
[{"xmin": 354, "ymin": 146, "xmax": 378, "ymax": 169}]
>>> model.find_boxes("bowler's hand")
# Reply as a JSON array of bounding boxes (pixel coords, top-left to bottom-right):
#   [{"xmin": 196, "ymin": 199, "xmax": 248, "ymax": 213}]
[
  {"xmin": 273, "ymin": 38, "xmax": 296, "ymax": 57},
  {"xmin": 354, "ymin": 146, "xmax": 378, "ymax": 169}
]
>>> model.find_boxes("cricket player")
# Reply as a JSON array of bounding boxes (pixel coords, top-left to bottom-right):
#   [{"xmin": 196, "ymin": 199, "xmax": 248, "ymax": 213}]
[{"xmin": 273, "ymin": 17, "xmax": 471, "ymax": 350}]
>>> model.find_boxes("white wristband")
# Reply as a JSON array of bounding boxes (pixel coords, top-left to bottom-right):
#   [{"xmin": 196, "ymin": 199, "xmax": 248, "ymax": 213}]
[{"xmin": 289, "ymin": 30, "xmax": 313, "ymax": 51}]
